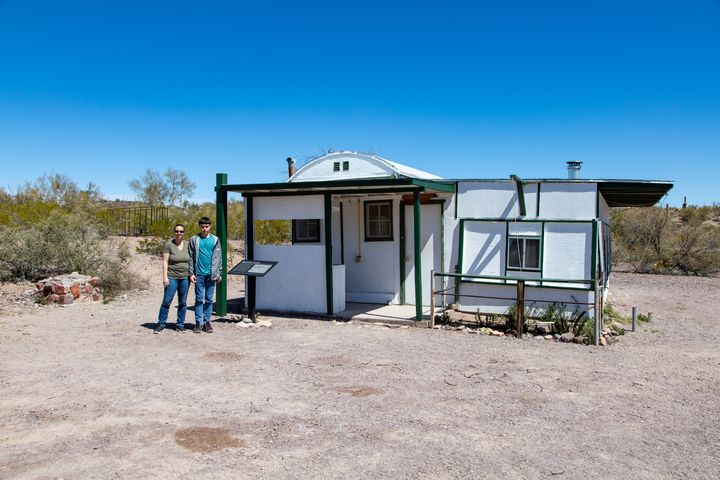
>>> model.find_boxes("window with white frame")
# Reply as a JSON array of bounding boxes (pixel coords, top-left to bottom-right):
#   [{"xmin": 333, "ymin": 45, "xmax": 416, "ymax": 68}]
[
  {"xmin": 507, "ymin": 236, "xmax": 540, "ymax": 270},
  {"xmin": 364, "ymin": 200, "xmax": 393, "ymax": 241},
  {"xmin": 292, "ymin": 219, "xmax": 320, "ymax": 243}
]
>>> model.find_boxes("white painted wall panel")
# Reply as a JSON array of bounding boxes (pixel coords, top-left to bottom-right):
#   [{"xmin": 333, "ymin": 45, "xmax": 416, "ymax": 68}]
[
  {"xmin": 543, "ymin": 223, "xmax": 593, "ymax": 288},
  {"xmin": 539, "ymin": 183, "xmax": 596, "ymax": 219},
  {"xmin": 255, "ymin": 244, "xmax": 326, "ymax": 313},
  {"xmin": 254, "ymin": 195, "xmax": 324, "ymax": 220},
  {"xmin": 508, "ymin": 222, "xmax": 542, "ymax": 236},
  {"xmin": 461, "ymin": 221, "xmax": 505, "ymax": 280},
  {"xmin": 599, "ymin": 194, "xmax": 610, "ymax": 224},
  {"xmin": 457, "ymin": 181, "xmax": 539, "ymax": 219}
]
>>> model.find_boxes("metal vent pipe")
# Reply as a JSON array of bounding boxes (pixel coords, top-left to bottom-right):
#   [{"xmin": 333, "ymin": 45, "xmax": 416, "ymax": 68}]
[
  {"xmin": 567, "ymin": 161, "xmax": 582, "ymax": 179},
  {"xmin": 287, "ymin": 157, "xmax": 296, "ymax": 178}
]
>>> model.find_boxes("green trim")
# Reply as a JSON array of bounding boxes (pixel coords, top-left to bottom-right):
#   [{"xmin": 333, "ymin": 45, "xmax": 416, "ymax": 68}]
[
  {"xmin": 536, "ymin": 182, "xmax": 541, "ymax": 217},
  {"xmin": 245, "ymin": 195, "xmax": 256, "ymax": 319},
  {"xmin": 454, "ymin": 182, "xmax": 459, "ymax": 219},
  {"xmin": 224, "ymin": 177, "xmax": 455, "ymax": 194},
  {"xmin": 324, "ymin": 194, "xmax": 333, "ymax": 315},
  {"xmin": 339, "ymin": 201, "xmax": 344, "ymax": 265},
  {"xmin": 510, "ymin": 175, "xmax": 526, "ymax": 217},
  {"xmin": 439, "ymin": 203, "xmax": 445, "ymax": 307},
  {"xmin": 458, "ymin": 279, "xmax": 594, "ymax": 291},
  {"xmin": 440, "ymin": 271, "xmax": 593, "ymax": 284},
  {"xmin": 241, "ymin": 187, "xmax": 423, "ymax": 197},
  {"xmin": 399, "ymin": 202, "xmax": 406, "ymax": 305},
  {"xmin": 591, "ymin": 219, "xmax": 598, "ymax": 281},
  {"xmin": 413, "ymin": 192, "xmax": 422, "ymax": 320},
  {"xmin": 215, "ymin": 173, "xmax": 228, "ymax": 316},
  {"xmin": 540, "ymin": 221, "xmax": 545, "ymax": 285},
  {"xmin": 457, "ymin": 219, "xmax": 466, "ymax": 278},
  {"xmin": 461, "ymin": 217, "xmax": 594, "ymax": 223}
]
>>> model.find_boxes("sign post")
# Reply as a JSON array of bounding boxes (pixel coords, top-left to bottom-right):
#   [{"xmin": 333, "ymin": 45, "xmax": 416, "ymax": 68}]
[{"xmin": 228, "ymin": 260, "xmax": 278, "ymax": 321}]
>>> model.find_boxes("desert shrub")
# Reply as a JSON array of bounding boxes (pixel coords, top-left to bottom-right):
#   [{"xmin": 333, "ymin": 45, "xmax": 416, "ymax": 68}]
[
  {"xmin": 603, "ymin": 302, "xmax": 630, "ymax": 325},
  {"xmin": 612, "ymin": 207, "xmax": 720, "ymax": 275},
  {"xmin": 136, "ymin": 237, "xmax": 166, "ymax": 256},
  {"xmin": 637, "ymin": 312, "xmax": 653, "ymax": 323},
  {"xmin": 93, "ymin": 240, "xmax": 138, "ymax": 300}
]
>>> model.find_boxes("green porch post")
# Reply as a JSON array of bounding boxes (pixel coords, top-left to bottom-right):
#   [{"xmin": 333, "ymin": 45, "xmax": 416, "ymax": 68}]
[
  {"xmin": 215, "ymin": 173, "xmax": 228, "ymax": 316},
  {"xmin": 324, "ymin": 194, "xmax": 333, "ymax": 315},
  {"xmin": 413, "ymin": 191, "xmax": 422, "ymax": 321}
]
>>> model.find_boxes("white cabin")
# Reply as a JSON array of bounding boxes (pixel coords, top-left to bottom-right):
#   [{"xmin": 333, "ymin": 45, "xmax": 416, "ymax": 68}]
[{"xmin": 215, "ymin": 151, "xmax": 672, "ymax": 326}]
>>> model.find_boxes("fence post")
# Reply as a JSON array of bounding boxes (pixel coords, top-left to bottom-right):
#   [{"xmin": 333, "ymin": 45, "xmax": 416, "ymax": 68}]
[
  {"xmin": 516, "ymin": 280, "xmax": 524, "ymax": 338},
  {"xmin": 631, "ymin": 306, "xmax": 637, "ymax": 332},
  {"xmin": 430, "ymin": 269, "xmax": 435, "ymax": 329}
]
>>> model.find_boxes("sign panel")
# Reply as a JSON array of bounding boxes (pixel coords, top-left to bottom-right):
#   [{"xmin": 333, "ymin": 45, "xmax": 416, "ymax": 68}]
[{"xmin": 228, "ymin": 260, "xmax": 278, "ymax": 277}]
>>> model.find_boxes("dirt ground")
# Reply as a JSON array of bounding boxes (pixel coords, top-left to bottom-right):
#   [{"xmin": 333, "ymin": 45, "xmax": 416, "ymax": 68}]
[{"xmin": 1, "ymin": 242, "xmax": 719, "ymax": 479}]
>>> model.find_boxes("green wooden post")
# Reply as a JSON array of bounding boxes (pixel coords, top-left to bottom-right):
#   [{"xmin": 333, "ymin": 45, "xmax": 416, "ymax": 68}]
[
  {"xmin": 413, "ymin": 191, "xmax": 422, "ymax": 321},
  {"xmin": 215, "ymin": 173, "xmax": 228, "ymax": 316},
  {"xmin": 324, "ymin": 194, "xmax": 333, "ymax": 315},
  {"xmin": 399, "ymin": 201, "xmax": 406, "ymax": 305}
]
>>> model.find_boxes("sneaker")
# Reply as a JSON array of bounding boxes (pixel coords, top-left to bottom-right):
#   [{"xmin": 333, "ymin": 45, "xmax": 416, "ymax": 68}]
[
  {"xmin": 154, "ymin": 325, "xmax": 165, "ymax": 334},
  {"xmin": 176, "ymin": 325, "xmax": 185, "ymax": 333},
  {"xmin": 193, "ymin": 324, "xmax": 202, "ymax": 334},
  {"xmin": 204, "ymin": 322, "xmax": 213, "ymax": 333}
]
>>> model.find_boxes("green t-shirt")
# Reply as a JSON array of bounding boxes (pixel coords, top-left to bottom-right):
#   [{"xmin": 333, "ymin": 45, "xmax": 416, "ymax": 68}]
[{"xmin": 164, "ymin": 239, "xmax": 190, "ymax": 279}]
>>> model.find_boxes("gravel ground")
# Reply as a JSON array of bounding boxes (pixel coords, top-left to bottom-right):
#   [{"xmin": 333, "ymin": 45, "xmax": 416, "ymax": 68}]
[{"xmin": 1, "ymin": 258, "xmax": 719, "ymax": 479}]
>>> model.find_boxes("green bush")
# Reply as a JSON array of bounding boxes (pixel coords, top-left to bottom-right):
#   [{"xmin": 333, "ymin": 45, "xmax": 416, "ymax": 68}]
[{"xmin": 136, "ymin": 237, "xmax": 166, "ymax": 256}]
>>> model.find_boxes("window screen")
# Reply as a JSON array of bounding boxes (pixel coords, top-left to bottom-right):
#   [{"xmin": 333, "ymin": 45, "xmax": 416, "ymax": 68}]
[
  {"xmin": 507, "ymin": 236, "xmax": 541, "ymax": 270},
  {"xmin": 292, "ymin": 219, "xmax": 321, "ymax": 243},
  {"xmin": 364, "ymin": 201, "xmax": 393, "ymax": 241}
]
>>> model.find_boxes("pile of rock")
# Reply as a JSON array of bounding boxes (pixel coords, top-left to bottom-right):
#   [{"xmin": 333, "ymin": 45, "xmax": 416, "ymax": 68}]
[
  {"xmin": 432, "ymin": 322, "xmax": 625, "ymax": 346},
  {"xmin": 34, "ymin": 272, "xmax": 103, "ymax": 305}
]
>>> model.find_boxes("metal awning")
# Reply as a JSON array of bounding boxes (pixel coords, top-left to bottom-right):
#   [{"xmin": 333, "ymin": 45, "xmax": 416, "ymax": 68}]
[
  {"xmin": 597, "ymin": 180, "xmax": 673, "ymax": 207},
  {"xmin": 218, "ymin": 177, "xmax": 456, "ymax": 195}
]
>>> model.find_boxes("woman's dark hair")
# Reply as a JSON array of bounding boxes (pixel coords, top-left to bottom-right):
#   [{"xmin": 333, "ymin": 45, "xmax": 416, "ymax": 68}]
[{"xmin": 174, "ymin": 223, "xmax": 184, "ymax": 230}]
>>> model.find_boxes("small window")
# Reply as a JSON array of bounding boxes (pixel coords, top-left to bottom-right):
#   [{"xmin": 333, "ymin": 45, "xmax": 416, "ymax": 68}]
[
  {"xmin": 507, "ymin": 236, "xmax": 540, "ymax": 270},
  {"xmin": 333, "ymin": 162, "xmax": 340, "ymax": 172},
  {"xmin": 292, "ymin": 219, "xmax": 320, "ymax": 243},
  {"xmin": 342, "ymin": 161, "xmax": 349, "ymax": 171},
  {"xmin": 364, "ymin": 201, "xmax": 393, "ymax": 241}
]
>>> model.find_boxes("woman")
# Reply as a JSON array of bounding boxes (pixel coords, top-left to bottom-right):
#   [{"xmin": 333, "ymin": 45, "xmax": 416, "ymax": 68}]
[{"xmin": 154, "ymin": 224, "xmax": 190, "ymax": 333}]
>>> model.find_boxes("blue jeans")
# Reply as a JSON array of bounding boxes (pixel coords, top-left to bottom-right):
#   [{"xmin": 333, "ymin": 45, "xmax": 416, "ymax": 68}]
[
  {"xmin": 157, "ymin": 277, "xmax": 189, "ymax": 327},
  {"xmin": 194, "ymin": 275, "xmax": 216, "ymax": 325}
]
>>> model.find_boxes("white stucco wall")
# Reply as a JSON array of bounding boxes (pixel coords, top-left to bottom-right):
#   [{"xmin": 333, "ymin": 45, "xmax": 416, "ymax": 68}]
[
  {"xmin": 539, "ymin": 183, "xmax": 597, "ymax": 219},
  {"xmin": 250, "ymin": 195, "xmax": 328, "ymax": 314},
  {"xmin": 254, "ymin": 195, "xmax": 324, "ymax": 220},
  {"xmin": 255, "ymin": 244, "xmax": 326, "ymax": 313}
]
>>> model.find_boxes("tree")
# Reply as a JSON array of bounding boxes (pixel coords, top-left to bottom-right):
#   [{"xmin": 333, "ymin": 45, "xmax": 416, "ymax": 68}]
[
  {"xmin": 164, "ymin": 168, "xmax": 196, "ymax": 206},
  {"xmin": 128, "ymin": 168, "xmax": 196, "ymax": 206}
]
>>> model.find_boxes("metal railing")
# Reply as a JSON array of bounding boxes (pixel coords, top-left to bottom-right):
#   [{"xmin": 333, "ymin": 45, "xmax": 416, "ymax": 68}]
[{"xmin": 429, "ymin": 270, "xmax": 601, "ymax": 345}]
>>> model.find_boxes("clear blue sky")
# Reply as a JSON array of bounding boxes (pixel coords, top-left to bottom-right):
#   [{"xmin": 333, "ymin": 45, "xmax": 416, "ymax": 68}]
[{"xmin": 1, "ymin": 0, "xmax": 718, "ymax": 206}]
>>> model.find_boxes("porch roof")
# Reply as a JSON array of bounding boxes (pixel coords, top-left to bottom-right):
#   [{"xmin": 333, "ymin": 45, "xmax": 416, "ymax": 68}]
[{"xmin": 219, "ymin": 177, "xmax": 456, "ymax": 195}]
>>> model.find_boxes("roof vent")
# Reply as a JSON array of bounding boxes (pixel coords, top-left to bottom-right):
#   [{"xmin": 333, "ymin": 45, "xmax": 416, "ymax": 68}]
[
  {"xmin": 287, "ymin": 157, "xmax": 296, "ymax": 178},
  {"xmin": 567, "ymin": 161, "xmax": 582, "ymax": 179}
]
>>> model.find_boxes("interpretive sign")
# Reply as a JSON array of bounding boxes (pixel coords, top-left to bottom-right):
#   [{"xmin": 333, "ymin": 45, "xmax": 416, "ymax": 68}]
[{"xmin": 228, "ymin": 260, "xmax": 278, "ymax": 277}]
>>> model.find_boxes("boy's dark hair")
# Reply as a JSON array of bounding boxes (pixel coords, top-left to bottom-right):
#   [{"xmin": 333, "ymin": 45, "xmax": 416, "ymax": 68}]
[{"xmin": 199, "ymin": 216, "xmax": 211, "ymax": 225}]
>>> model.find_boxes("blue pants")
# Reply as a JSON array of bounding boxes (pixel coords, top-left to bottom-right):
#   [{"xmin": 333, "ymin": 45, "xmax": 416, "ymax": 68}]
[
  {"xmin": 157, "ymin": 277, "xmax": 189, "ymax": 327},
  {"xmin": 194, "ymin": 275, "xmax": 216, "ymax": 325}
]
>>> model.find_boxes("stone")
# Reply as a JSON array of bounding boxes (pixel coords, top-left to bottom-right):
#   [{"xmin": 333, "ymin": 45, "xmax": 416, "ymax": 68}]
[
  {"xmin": 456, "ymin": 325, "xmax": 466, "ymax": 331},
  {"xmin": 573, "ymin": 335, "xmax": 587, "ymax": 344},
  {"xmin": 70, "ymin": 282, "xmax": 81, "ymax": 299},
  {"xmin": 534, "ymin": 335, "xmax": 545, "ymax": 340},
  {"xmin": 61, "ymin": 293, "xmax": 74, "ymax": 305},
  {"xmin": 544, "ymin": 335, "xmax": 553, "ymax": 340},
  {"xmin": 45, "ymin": 294, "xmax": 59, "ymax": 304},
  {"xmin": 88, "ymin": 277, "xmax": 102, "ymax": 287},
  {"xmin": 84, "ymin": 283, "xmax": 94, "ymax": 294},
  {"xmin": 52, "ymin": 283, "xmax": 67, "ymax": 295},
  {"xmin": 554, "ymin": 334, "xmax": 562, "ymax": 340},
  {"xmin": 92, "ymin": 293, "xmax": 103, "ymax": 302},
  {"xmin": 242, "ymin": 317, "xmax": 253, "ymax": 324},
  {"xmin": 432, "ymin": 325, "xmax": 442, "ymax": 329},
  {"xmin": 599, "ymin": 336, "xmax": 608, "ymax": 346},
  {"xmin": 560, "ymin": 332, "xmax": 575, "ymax": 343},
  {"xmin": 256, "ymin": 320, "xmax": 272, "ymax": 328},
  {"xmin": 505, "ymin": 329, "xmax": 517, "ymax": 336},
  {"xmin": 536, "ymin": 325, "xmax": 549, "ymax": 335},
  {"xmin": 35, "ymin": 282, "xmax": 44, "ymax": 290}
]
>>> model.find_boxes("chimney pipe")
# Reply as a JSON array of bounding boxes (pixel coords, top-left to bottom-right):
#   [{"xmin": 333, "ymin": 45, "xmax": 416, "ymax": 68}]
[
  {"xmin": 287, "ymin": 157, "xmax": 296, "ymax": 178},
  {"xmin": 567, "ymin": 161, "xmax": 582, "ymax": 179}
]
